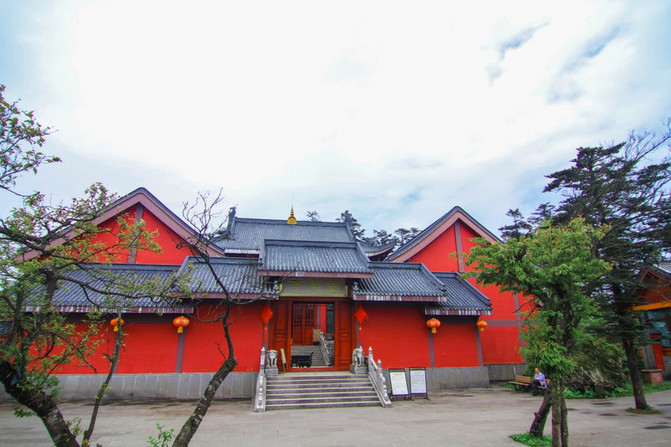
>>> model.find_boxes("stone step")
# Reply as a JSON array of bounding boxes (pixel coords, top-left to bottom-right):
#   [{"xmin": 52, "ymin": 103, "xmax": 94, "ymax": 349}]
[
  {"xmin": 265, "ymin": 399, "xmax": 381, "ymax": 410},
  {"xmin": 265, "ymin": 372, "xmax": 381, "ymax": 411},
  {"xmin": 268, "ymin": 376, "xmax": 370, "ymax": 384},
  {"xmin": 268, "ymin": 384, "xmax": 374, "ymax": 392}
]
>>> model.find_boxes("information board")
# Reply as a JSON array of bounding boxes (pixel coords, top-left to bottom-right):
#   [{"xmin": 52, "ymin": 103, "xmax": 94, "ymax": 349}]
[
  {"xmin": 409, "ymin": 367, "xmax": 427, "ymax": 397},
  {"xmin": 388, "ymin": 369, "xmax": 409, "ymax": 398}
]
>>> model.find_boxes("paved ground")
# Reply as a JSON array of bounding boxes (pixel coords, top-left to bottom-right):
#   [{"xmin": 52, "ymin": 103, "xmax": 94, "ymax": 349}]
[{"xmin": 1, "ymin": 386, "xmax": 670, "ymax": 446}]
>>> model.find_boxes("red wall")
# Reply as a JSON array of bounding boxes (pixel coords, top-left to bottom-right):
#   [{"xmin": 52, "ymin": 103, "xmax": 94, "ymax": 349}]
[
  {"xmin": 133, "ymin": 208, "xmax": 194, "ymax": 265},
  {"xmin": 89, "ymin": 210, "xmax": 135, "ymax": 263},
  {"xmin": 480, "ymin": 326, "xmax": 522, "ymax": 364},
  {"xmin": 181, "ymin": 303, "xmax": 264, "ymax": 373},
  {"xmin": 52, "ymin": 303, "xmax": 264, "ymax": 375},
  {"xmin": 409, "ymin": 226, "xmax": 459, "ymax": 271},
  {"xmin": 432, "ymin": 320, "xmax": 480, "ymax": 367},
  {"xmin": 83, "ymin": 205, "xmax": 193, "ymax": 265},
  {"xmin": 406, "ymin": 219, "xmax": 524, "ymax": 365},
  {"xmin": 361, "ymin": 303, "xmax": 430, "ymax": 368}
]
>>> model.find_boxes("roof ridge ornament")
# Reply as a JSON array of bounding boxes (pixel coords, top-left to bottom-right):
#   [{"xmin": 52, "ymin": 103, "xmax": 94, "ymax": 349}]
[{"xmin": 287, "ymin": 206, "xmax": 297, "ymax": 225}]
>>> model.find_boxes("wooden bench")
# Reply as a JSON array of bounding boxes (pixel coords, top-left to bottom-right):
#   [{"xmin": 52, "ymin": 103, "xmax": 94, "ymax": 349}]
[{"xmin": 509, "ymin": 375, "xmax": 547, "ymax": 393}]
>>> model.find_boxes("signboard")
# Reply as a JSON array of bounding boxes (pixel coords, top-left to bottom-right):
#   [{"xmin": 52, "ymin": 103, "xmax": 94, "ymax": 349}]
[
  {"xmin": 280, "ymin": 278, "xmax": 347, "ymax": 297},
  {"xmin": 409, "ymin": 367, "xmax": 428, "ymax": 398},
  {"xmin": 389, "ymin": 369, "xmax": 409, "ymax": 398}
]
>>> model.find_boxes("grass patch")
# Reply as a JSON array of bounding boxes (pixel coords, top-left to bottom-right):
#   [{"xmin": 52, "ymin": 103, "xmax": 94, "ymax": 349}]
[{"xmin": 510, "ymin": 433, "xmax": 552, "ymax": 446}]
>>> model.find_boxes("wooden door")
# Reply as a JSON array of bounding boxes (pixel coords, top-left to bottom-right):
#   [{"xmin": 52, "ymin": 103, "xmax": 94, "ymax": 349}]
[
  {"xmin": 334, "ymin": 299, "xmax": 354, "ymax": 368},
  {"xmin": 292, "ymin": 303, "xmax": 315, "ymax": 345}
]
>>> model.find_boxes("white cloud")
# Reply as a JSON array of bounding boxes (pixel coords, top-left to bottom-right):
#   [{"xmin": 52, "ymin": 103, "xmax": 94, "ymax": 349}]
[{"xmin": 1, "ymin": 0, "xmax": 670, "ymax": 235}]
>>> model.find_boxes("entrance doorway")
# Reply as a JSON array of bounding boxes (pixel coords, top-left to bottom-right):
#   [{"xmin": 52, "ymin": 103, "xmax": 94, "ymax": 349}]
[
  {"xmin": 270, "ymin": 298, "xmax": 353, "ymax": 370},
  {"xmin": 292, "ymin": 303, "xmax": 334, "ymax": 345}
]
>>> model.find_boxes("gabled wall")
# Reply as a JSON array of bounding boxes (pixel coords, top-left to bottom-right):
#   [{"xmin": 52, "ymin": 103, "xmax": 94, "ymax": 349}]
[{"xmin": 404, "ymin": 217, "xmax": 524, "ymax": 365}]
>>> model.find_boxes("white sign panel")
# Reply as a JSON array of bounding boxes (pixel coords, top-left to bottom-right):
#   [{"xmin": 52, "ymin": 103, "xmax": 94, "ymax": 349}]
[
  {"xmin": 389, "ymin": 369, "xmax": 409, "ymax": 396},
  {"xmin": 410, "ymin": 368, "xmax": 427, "ymax": 395}
]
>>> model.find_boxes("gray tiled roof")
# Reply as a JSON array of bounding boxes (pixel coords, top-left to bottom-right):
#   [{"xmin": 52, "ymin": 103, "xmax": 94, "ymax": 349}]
[
  {"xmin": 657, "ymin": 262, "xmax": 671, "ymax": 277},
  {"xmin": 260, "ymin": 240, "xmax": 371, "ymax": 275},
  {"xmin": 30, "ymin": 264, "xmax": 191, "ymax": 314},
  {"xmin": 357, "ymin": 241, "xmax": 396, "ymax": 260},
  {"xmin": 355, "ymin": 262, "xmax": 447, "ymax": 301},
  {"xmin": 425, "ymin": 272, "xmax": 492, "ymax": 316},
  {"xmin": 182, "ymin": 257, "xmax": 271, "ymax": 296},
  {"xmin": 214, "ymin": 218, "xmax": 354, "ymax": 251}
]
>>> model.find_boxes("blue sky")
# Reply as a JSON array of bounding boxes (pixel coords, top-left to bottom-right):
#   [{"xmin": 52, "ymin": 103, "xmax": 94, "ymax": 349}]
[{"xmin": 1, "ymin": 1, "xmax": 670, "ymax": 237}]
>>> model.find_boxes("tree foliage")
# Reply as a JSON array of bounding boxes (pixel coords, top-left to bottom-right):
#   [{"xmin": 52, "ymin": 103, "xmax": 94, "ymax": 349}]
[
  {"xmin": 466, "ymin": 218, "xmax": 610, "ymax": 446},
  {"xmin": 542, "ymin": 125, "xmax": 671, "ymax": 410},
  {"xmin": 0, "ymin": 85, "xmax": 182, "ymax": 446},
  {"xmin": 0, "ymin": 85, "xmax": 59, "ymax": 196}
]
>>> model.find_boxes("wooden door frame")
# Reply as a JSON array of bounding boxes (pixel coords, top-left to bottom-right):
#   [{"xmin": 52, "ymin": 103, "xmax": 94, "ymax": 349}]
[{"xmin": 269, "ymin": 297, "xmax": 353, "ymax": 371}]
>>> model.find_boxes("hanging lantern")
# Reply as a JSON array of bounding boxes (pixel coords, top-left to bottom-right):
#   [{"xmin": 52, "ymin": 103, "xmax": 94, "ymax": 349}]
[
  {"xmin": 110, "ymin": 317, "xmax": 124, "ymax": 332},
  {"xmin": 477, "ymin": 319, "xmax": 488, "ymax": 332},
  {"xmin": 354, "ymin": 305, "xmax": 368, "ymax": 325},
  {"xmin": 260, "ymin": 303, "xmax": 273, "ymax": 324},
  {"xmin": 173, "ymin": 316, "xmax": 190, "ymax": 333},
  {"xmin": 426, "ymin": 317, "xmax": 441, "ymax": 334}
]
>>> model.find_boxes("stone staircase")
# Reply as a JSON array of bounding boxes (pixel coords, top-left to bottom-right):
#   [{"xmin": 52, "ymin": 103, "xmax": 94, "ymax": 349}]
[{"xmin": 265, "ymin": 372, "xmax": 382, "ymax": 410}]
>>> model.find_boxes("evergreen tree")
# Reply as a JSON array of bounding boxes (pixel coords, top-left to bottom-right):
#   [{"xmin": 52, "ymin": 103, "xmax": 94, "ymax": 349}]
[
  {"xmin": 337, "ymin": 210, "xmax": 366, "ymax": 239},
  {"xmin": 394, "ymin": 227, "xmax": 421, "ymax": 245},
  {"xmin": 305, "ymin": 210, "xmax": 321, "ymax": 222},
  {"xmin": 543, "ymin": 125, "xmax": 671, "ymax": 410}
]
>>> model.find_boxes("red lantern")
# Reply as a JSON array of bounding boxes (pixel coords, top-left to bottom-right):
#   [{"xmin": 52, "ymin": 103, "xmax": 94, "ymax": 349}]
[
  {"xmin": 477, "ymin": 319, "xmax": 488, "ymax": 332},
  {"xmin": 110, "ymin": 317, "xmax": 124, "ymax": 332},
  {"xmin": 173, "ymin": 316, "xmax": 190, "ymax": 333},
  {"xmin": 426, "ymin": 317, "xmax": 441, "ymax": 334},
  {"xmin": 260, "ymin": 303, "xmax": 273, "ymax": 324},
  {"xmin": 354, "ymin": 305, "xmax": 368, "ymax": 325}
]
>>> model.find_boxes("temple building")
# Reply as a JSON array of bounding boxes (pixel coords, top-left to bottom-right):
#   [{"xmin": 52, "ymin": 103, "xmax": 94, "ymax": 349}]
[
  {"xmin": 3, "ymin": 187, "xmax": 527, "ymax": 402},
  {"xmin": 635, "ymin": 262, "xmax": 671, "ymax": 377}
]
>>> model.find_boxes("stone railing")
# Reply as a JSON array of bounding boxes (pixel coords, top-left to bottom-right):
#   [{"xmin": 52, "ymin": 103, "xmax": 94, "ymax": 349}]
[
  {"xmin": 253, "ymin": 347, "xmax": 267, "ymax": 412},
  {"xmin": 319, "ymin": 332, "xmax": 331, "ymax": 366},
  {"xmin": 366, "ymin": 347, "xmax": 392, "ymax": 407}
]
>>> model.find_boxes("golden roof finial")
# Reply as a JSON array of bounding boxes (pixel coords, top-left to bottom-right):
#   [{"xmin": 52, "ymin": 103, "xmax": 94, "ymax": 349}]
[{"xmin": 287, "ymin": 205, "xmax": 297, "ymax": 225}]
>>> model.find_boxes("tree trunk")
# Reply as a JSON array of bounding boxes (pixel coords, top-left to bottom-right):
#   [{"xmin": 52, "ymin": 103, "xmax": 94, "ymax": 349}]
[
  {"xmin": 172, "ymin": 357, "xmax": 237, "ymax": 446},
  {"xmin": 550, "ymin": 377, "xmax": 570, "ymax": 447},
  {"xmin": 559, "ymin": 388, "xmax": 569, "ymax": 447},
  {"xmin": 623, "ymin": 337, "xmax": 650, "ymax": 410},
  {"xmin": 83, "ymin": 322, "xmax": 125, "ymax": 443},
  {"xmin": 529, "ymin": 382, "xmax": 553, "ymax": 438},
  {"xmin": 0, "ymin": 361, "xmax": 79, "ymax": 447}
]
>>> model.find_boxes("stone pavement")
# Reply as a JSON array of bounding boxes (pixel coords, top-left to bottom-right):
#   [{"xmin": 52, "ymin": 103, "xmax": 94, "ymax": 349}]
[{"xmin": 1, "ymin": 387, "xmax": 670, "ymax": 446}]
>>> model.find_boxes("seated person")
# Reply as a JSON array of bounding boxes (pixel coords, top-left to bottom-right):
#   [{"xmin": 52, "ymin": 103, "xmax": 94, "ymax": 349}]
[{"xmin": 532, "ymin": 367, "xmax": 547, "ymax": 395}]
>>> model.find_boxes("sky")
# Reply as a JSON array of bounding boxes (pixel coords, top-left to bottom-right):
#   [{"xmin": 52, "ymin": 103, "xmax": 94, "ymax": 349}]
[{"xmin": 1, "ymin": 1, "xmax": 670, "ymax": 238}]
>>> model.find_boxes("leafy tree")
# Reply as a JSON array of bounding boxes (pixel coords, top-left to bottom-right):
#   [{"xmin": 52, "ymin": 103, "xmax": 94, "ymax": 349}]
[
  {"xmin": 543, "ymin": 125, "xmax": 671, "ymax": 410},
  {"xmin": 0, "ymin": 85, "xmax": 58, "ymax": 196},
  {"xmin": 0, "ymin": 85, "xmax": 180, "ymax": 446},
  {"xmin": 466, "ymin": 219, "xmax": 610, "ymax": 446}
]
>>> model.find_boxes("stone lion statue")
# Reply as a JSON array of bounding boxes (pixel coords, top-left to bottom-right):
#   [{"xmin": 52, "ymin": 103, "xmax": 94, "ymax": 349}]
[{"xmin": 352, "ymin": 346, "xmax": 365, "ymax": 367}]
